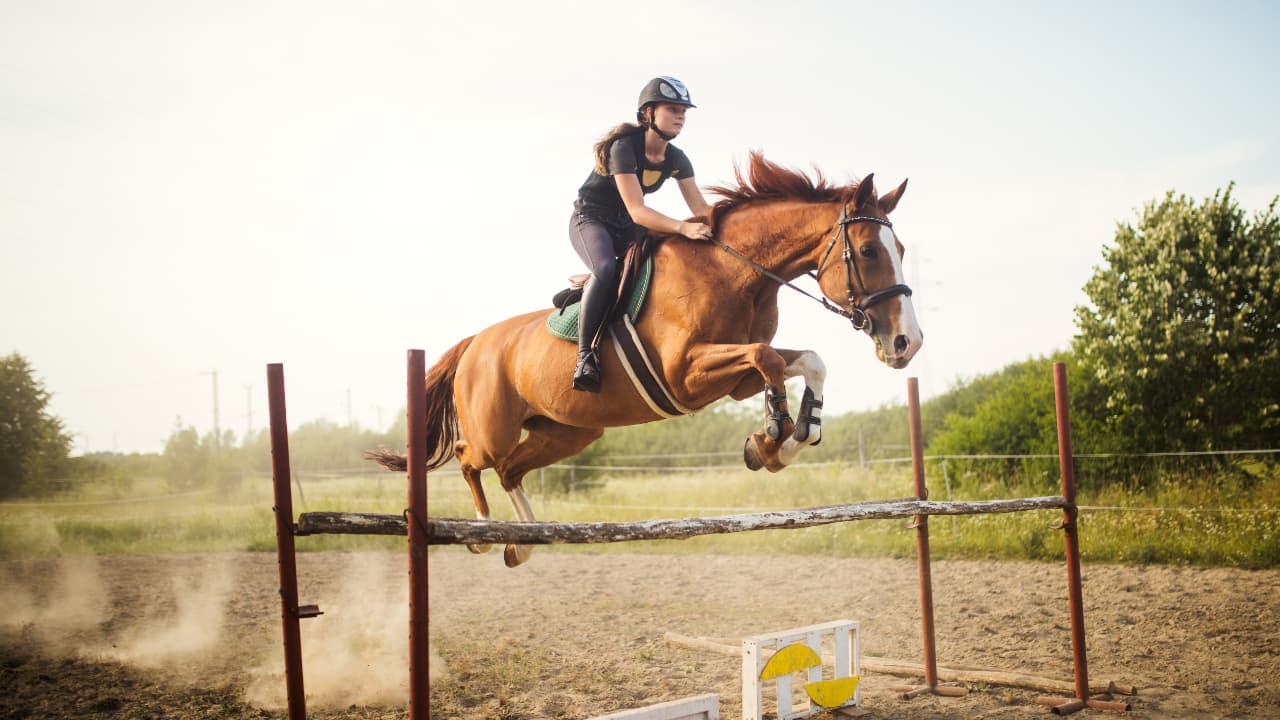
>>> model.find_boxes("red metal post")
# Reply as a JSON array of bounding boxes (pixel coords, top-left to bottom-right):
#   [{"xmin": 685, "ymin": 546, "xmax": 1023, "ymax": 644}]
[
  {"xmin": 907, "ymin": 377, "xmax": 939, "ymax": 689},
  {"xmin": 407, "ymin": 350, "xmax": 430, "ymax": 720},
  {"xmin": 1054, "ymin": 362, "xmax": 1091, "ymax": 704},
  {"xmin": 268, "ymin": 364, "xmax": 306, "ymax": 720}
]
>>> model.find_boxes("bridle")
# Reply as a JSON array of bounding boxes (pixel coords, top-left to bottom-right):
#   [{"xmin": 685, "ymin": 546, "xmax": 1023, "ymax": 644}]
[{"xmin": 711, "ymin": 204, "xmax": 913, "ymax": 332}]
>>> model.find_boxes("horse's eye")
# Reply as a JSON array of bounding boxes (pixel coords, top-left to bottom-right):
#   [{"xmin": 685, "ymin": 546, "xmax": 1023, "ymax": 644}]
[{"xmin": 859, "ymin": 245, "xmax": 876, "ymax": 259}]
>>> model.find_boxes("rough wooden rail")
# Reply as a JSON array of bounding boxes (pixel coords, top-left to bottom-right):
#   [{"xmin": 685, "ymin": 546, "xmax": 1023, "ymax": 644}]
[
  {"xmin": 662, "ymin": 633, "xmax": 1138, "ymax": 698},
  {"xmin": 295, "ymin": 496, "xmax": 1070, "ymax": 544}
]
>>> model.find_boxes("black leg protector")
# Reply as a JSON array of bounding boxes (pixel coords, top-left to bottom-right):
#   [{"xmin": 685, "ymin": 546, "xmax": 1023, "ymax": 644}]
[
  {"xmin": 792, "ymin": 387, "xmax": 823, "ymax": 445},
  {"xmin": 763, "ymin": 384, "xmax": 791, "ymax": 441}
]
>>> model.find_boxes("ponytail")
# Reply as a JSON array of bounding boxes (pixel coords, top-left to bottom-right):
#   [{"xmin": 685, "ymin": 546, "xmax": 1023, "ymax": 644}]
[{"xmin": 592, "ymin": 122, "xmax": 646, "ymax": 176}]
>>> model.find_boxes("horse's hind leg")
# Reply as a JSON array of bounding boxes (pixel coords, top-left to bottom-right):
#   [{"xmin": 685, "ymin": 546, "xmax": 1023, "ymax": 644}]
[
  {"xmin": 459, "ymin": 458, "xmax": 492, "ymax": 555},
  {"xmin": 496, "ymin": 417, "xmax": 604, "ymax": 568}
]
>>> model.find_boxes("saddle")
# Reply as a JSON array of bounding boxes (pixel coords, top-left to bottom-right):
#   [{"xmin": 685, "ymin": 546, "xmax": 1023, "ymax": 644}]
[{"xmin": 547, "ymin": 234, "xmax": 661, "ymax": 343}]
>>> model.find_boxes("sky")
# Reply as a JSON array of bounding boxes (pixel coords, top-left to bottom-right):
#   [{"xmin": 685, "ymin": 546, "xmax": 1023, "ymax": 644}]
[{"xmin": 3, "ymin": 1, "xmax": 1278, "ymax": 456}]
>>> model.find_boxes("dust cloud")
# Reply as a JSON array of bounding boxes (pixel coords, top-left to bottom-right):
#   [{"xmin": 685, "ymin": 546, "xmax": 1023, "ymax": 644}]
[
  {"xmin": 1, "ymin": 551, "xmax": 443, "ymax": 711},
  {"xmin": 246, "ymin": 552, "xmax": 446, "ymax": 709},
  {"xmin": 0, "ymin": 555, "xmax": 110, "ymax": 647},
  {"xmin": 95, "ymin": 558, "xmax": 235, "ymax": 668}
]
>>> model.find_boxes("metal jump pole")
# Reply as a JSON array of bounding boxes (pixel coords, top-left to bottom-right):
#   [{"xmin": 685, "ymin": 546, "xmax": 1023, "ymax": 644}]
[
  {"xmin": 1036, "ymin": 363, "xmax": 1130, "ymax": 714},
  {"xmin": 901, "ymin": 377, "xmax": 968, "ymax": 700},
  {"xmin": 268, "ymin": 364, "xmax": 310, "ymax": 720},
  {"xmin": 406, "ymin": 350, "xmax": 431, "ymax": 720}
]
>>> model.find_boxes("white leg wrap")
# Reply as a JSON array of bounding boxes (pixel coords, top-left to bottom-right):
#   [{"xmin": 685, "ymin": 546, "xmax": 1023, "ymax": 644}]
[
  {"xmin": 504, "ymin": 488, "xmax": 535, "ymax": 566},
  {"xmin": 469, "ymin": 507, "xmax": 493, "ymax": 554},
  {"xmin": 778, "ymin": 352, "xmax": 827, "ymax": 466}
]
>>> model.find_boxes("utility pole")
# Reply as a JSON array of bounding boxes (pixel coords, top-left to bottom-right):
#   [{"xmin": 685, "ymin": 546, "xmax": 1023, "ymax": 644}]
[
  {"xmin": 203, "ymin": 370, "xmax": 221, "ymax": 450},
  {"xmin": 245, "ymin": 384, "xmax": 254, "ymax": 439}
]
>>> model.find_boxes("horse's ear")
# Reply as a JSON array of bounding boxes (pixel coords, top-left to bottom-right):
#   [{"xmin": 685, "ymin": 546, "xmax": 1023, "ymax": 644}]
[
  {"xmin": 853, "ymin": 173, "xmax": 877, "ymax": 211},
  {"xmin": 878, "ymin": 178, "xmax": 908, "ymax": 215}
]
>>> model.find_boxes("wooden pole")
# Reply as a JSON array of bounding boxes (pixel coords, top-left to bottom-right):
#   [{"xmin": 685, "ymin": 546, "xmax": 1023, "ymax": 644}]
[
  {"xmin": 296, "ymin": 496, "xmax": 1071, "ymax": 542},
  {"xmin": 407, "ymin": 350, "xmax": 430, "ymax": 720},
  {"xmin": 267, "ymin": 364, "xmax": 306, "ymax": 720},
  {"xmin": 662, "ymin": 633, "xmax": 1138, "ymax": 697}
]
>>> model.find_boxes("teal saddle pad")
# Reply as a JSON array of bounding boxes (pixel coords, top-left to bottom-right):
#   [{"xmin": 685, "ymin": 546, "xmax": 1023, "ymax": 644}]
[{"xmin": 546, "ymin": 256, "xmax": 654, "ymax": 342}]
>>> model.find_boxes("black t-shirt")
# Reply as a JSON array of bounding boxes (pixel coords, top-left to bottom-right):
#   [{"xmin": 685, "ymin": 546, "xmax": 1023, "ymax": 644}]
[{"xmin": 575, "ymin": 132, "xmax": 694, "ymax": 227}]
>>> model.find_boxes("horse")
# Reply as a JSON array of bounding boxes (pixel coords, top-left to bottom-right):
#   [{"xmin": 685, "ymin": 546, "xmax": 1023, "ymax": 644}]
[{"xmin": 372, "ymin": 151, "xmax": 922, "ymax": 567}]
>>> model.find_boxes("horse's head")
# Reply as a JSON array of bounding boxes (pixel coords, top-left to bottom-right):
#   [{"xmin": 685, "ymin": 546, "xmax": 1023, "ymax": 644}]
[{"xmin": 815, "ymin": 174, "xmax": 923, "ymax": 369}]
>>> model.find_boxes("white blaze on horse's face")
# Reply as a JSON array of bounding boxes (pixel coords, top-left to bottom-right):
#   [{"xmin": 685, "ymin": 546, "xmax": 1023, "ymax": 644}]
[{"xmin": 873, "ymin": 225, "xmax": 923, "ymax": 369}]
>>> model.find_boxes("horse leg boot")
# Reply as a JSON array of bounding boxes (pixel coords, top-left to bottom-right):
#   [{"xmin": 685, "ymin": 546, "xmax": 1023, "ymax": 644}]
[
  {"xmin": 745, "ymin": 384, "xmax": 795, "ymax": 472},
  {"xmin": 778, "ymin": 350, "xmax": 826, "ymax": 466},
  {"xmin": 572, "ymin": 276, "xmax": 612, "ymax": 393}
]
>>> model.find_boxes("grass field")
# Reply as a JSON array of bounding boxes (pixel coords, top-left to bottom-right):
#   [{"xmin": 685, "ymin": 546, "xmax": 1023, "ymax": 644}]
[{"xmin": 2, "ymin": 460, "xmax": 1276, "ymax": 568}]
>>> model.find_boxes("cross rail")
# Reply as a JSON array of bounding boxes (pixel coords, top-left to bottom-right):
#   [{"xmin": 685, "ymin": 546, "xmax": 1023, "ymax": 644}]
[{"xmin": 296, "ymin": 496, "xmax": 1071, "ymax": 544}]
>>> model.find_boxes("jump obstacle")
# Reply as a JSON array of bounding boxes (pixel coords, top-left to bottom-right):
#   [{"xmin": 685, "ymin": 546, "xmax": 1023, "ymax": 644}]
[{"xmin": 268, "ymin": 353, "xmax": 1131, "ymax": 718}]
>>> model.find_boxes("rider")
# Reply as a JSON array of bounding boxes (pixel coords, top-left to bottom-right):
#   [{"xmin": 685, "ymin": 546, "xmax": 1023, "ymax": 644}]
[{"xmin": 569, "ymin": 75, "xmax": 713, "ymax": 392}]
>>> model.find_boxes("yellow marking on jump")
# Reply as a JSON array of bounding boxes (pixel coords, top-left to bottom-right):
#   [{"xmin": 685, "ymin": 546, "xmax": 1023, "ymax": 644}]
[
  {"xmin": 760, "ymin": 643, "xmax": 822, "ymax": 679},
  {"xmin": 804, "ymin": 676, "xmax": 859, "ymax": 708}
]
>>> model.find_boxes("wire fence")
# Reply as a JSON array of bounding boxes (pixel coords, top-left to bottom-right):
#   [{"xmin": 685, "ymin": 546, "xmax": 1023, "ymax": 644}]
[{"xmin": 4, "ymin": 448, "xmax": 1275, "ymax": 513}]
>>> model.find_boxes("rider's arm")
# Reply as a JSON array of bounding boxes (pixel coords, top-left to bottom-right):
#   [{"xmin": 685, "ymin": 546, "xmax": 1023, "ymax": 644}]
[
  {"xmin": 677, "ymin": 177, "xmax": 710, "ymax": 219},
  {"xmin": 615, "ymin": 174, "xmax": 712, "ymax": 241}
]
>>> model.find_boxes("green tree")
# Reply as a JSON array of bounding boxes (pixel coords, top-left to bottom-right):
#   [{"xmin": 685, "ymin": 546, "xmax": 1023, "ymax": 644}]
[
  {"xmin": 0, "ymin": 353, "xmax": 73, "ymax": 497},
  {"xmin": 1074, "ymin": 187, "xmax": 1279, "ymax": 453},
  {"xmin": 163, "ymin": 421, "xmax": 212, "ymax": 490}
]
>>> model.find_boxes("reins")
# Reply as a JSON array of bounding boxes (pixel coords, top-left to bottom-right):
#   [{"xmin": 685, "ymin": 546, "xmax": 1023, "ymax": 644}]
[{"xmin": 710, "ymin": 205, "xmax": 912, "ymax": 332}]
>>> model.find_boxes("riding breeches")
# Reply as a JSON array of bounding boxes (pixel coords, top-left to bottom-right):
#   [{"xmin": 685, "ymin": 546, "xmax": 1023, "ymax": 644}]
[{"xmin": 568, "ymin": 211, "xmax": 631, "ymax": 353}]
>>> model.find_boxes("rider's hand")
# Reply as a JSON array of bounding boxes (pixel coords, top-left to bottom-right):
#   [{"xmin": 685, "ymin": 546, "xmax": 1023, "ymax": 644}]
[{"xmin": 679, "ymin": 221, "xmax": 713, "ymax": 241}]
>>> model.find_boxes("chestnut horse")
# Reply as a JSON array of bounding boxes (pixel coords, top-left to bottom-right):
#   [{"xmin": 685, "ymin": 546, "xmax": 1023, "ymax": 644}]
[{"xmin": 374, "ymin": 152, "xmax": 922, "ymax": 566}]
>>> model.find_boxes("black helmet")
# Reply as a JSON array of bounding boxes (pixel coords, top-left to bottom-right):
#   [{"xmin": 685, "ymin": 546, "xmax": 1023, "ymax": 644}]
[{"xmin": 637, "ymin": 76, "xmax": 695, "ymax": 110}]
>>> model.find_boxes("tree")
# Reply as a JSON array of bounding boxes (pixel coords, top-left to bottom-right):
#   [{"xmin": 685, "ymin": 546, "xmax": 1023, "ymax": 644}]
[
  {"xmin": 0, "ymin": 353, "xmax": 73, "ymax": 497},
  {"xmin": 163, "ymin": 421, "xmax": 212, "ymax": 490},
  {"xmin": 1074, "ymin": 187, "xmax": 1279, "ymax": 453}
]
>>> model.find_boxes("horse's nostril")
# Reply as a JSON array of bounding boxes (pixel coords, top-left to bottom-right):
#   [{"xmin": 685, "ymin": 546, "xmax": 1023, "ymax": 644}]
[{"xmin": 894, "ymin": 335, "xmax": 909, "ymax": 354}]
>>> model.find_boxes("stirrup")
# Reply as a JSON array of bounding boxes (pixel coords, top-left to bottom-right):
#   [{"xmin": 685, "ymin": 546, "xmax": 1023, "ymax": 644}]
[{"xmin": 572, "ymin": 350, "xmax": 601, "ymax": 393}]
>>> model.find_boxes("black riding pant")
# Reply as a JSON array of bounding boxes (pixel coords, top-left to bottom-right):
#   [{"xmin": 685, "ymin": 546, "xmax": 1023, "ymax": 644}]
[{"xmin": 568, "ymin": 211, "xmax": 632, "ymax": 354}]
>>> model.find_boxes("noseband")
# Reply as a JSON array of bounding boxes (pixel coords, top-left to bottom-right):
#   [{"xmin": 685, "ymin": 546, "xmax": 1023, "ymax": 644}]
[
  {"xmin": 813, "ymin": 206, "xmax": 913, "ymax": 331},
  {"xmin": 710, "ymin": 204, "xmax": 913, "ymax": 333}
]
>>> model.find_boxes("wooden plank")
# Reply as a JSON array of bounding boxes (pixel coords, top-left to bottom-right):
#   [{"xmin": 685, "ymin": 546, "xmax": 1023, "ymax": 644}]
[
  {"xmin": 590, "ymin": 693, "xmax": 719, "ymax": 720},
  {"xmin": 663, "ymin": 633, "xmax": 1137, "ymax": 697},
  {"xmin": 297, "ymin": 496, "xmax": 1070, "ymax": 544},
  {"xmin": 742, "ymin": 639, "xmax": 761, "ymax": 720}
]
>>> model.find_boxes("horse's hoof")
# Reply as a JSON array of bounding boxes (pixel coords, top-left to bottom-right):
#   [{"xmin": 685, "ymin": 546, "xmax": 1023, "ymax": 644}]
[
  {"xmin": 504, "ymin": 544, "xmax": 533, "ymax": 567},
  {"xmin": 743, "ymin": 437, "xmax": 765, "ymax": 471},
  {"xmin": 467, "ymin": 543, "xmax": 492, "ymax": 555}
]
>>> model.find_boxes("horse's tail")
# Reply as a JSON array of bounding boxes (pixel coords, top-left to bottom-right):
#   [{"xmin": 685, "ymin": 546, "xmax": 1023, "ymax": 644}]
[{"xmin": 365, "ymin": 335, "xmax": 476, "ymax": 473}]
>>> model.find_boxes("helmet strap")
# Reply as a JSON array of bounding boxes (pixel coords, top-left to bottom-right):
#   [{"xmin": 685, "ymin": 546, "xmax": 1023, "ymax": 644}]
[{"xmin": 640, "ymin": 105, "xmax": 676, "ymax": 142}]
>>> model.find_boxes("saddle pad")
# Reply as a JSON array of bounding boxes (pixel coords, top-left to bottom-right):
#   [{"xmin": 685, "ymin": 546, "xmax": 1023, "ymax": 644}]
[{"xmin": 546, "ymin": 255, "xmax": 654, "ymax": 342}]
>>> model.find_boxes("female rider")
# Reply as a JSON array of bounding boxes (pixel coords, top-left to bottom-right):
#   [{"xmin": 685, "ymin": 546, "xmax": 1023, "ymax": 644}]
[{"xmin": 569, "ymin": 76, "xmax": 713, "ymax": 392}]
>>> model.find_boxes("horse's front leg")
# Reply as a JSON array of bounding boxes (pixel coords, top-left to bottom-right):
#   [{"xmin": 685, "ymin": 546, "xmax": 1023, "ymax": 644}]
[
  {"xmin": 775, "ymin": 349, "xmax": 826, "ymax": 467},
  {"xmin": 716, "ymin": 348, "xmax": 827, "ymax": 471},
  {"xmin": 681, "ymin": 342, "xmax": 794, "ymax": 472}
]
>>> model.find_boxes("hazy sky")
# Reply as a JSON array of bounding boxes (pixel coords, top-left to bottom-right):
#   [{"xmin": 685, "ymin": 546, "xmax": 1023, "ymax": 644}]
[{"xmin": 3, "ymin": 1, "xmax": 1277, "ymax": 455}]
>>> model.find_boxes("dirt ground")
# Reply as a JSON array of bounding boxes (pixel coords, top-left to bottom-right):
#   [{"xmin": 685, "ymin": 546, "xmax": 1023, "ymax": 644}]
[{"xmin": 2, "ymin": 550, "xmax": 1278, "ymax": 719}]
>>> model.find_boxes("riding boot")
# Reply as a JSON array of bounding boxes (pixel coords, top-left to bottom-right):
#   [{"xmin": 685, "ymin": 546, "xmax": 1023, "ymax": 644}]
[{"xmin": 572, "ymin": 276, "xmax": 611, "ymax": 393}]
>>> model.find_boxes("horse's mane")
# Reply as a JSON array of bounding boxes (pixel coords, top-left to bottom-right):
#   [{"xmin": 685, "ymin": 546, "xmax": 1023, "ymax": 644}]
[{"xmin": 706, "ymin": 151, "xmax": 858, "ymax": 227}]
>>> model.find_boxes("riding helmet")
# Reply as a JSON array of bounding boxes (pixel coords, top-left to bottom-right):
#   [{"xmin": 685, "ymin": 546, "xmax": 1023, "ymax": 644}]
[{"xmin": 637, "ymin": 76, "xmax": 695, "ymax": 110}]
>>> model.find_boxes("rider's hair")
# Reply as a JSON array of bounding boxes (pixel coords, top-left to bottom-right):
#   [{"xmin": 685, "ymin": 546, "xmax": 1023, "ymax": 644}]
[{"xmin": 592, "ymin": 121, "xmax": 647, "ymax": 176}]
